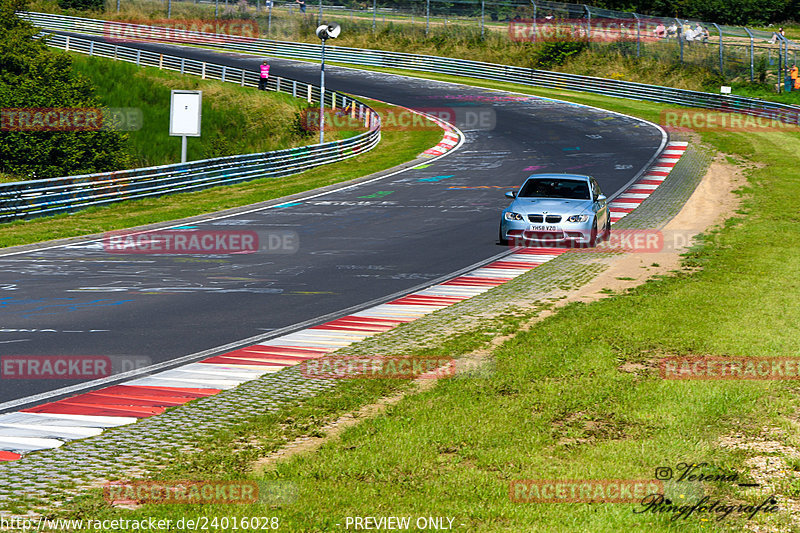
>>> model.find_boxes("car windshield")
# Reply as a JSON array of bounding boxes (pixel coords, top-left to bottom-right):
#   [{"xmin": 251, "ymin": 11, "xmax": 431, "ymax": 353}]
[{"xmin": 518, "ymin": 179, "xmax": 591, "ymax": 200}]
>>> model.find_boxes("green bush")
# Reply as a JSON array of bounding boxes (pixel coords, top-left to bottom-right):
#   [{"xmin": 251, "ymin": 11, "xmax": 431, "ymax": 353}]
[
  {"xmin": 532, "ymin": 40, "xmax": 589, "ymax": 69},
  {"xmin": 55, "ymin": 0, "xmax": 102, "ymax": 10},
  {"xmin": 0, "ymin": 0, "xmax": 129, "ymax": 179}
]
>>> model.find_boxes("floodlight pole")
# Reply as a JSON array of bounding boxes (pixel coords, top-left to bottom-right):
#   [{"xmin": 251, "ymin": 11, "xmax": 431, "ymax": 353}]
[{"xmin": 319, "ymin": 38, "xmax": 326, "ymax": 144}]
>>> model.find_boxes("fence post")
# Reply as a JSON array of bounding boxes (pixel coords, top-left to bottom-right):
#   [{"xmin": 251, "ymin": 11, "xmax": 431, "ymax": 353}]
[
  {"xmin": 744, "ymin": 27, "xmax": 754, "ymax": 83},
  {"xmin": 372, "ymin": 0, "xmax": 377, "ymax": 33},
  {"xmin": 268, "ymin": 1, "xmax": 272, "ymax": 33},
  {"xmin": 116, "ymin": 0, "xmax": 120, "ymax": 12},
  {"xmin": 676, "ymin": 19, "xmax": 683, "ymax": 64},
  {"xmin": 778, "ymin": 37, "xmax": 783, "ymax": 91},
  {"xmin": 633, "ymin": 13, "xmax": 640, "ymax": 57},
  {"xmin": 426, "ymin": 0, "xmax": 430, "ymax": 36},
  {"xmin": 532, "ymin": 1, "xmax": 537, "ymax": 43},
  {"xmin": 318, "ymin": 0, "xmax": 323, "ymax": 24},
  {"xmin": 168, "ymin": 0, "xmax": 171, "ymax": 19},
  {"xmin": 584, "ymin": 5, "xmax": 591, "ymax": 42},
  {"xmin": 480, "ymin": 0, "xmax": 484, "ymax": 39},
  {"xmin": 712, "ymin": 23, "xmax": 722, "ymax": 75}
]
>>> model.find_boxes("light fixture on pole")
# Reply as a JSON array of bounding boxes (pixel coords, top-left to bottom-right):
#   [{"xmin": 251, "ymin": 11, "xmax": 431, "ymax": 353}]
[{"xmin": 315, "ymin": 22, "xmax": 340, "ymax": 144}]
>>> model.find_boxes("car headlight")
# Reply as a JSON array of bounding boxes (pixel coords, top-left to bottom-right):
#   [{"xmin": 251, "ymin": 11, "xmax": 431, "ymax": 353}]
[
  {"xmin": 504, "ymin": 212, "xmax": 524, "ymax": 221},
  {"xmin": 567, "ymin": 214, "xmax": 590, "ymax": 223}
]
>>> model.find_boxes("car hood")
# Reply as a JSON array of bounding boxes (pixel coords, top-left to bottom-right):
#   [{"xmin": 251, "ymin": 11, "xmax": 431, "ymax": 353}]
[{"xmin": 508, "ymin": 198, "xmax": 592, "ymax": 215}]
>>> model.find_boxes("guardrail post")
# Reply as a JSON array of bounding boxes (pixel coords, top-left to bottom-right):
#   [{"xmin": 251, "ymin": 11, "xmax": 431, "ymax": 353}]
[
  {"xmin": 331, "ymin": 92, "xmax": 336, "ymax": 110},
  {"xmin": 181, "ymin": 57, "xmax": 185, "ymax": 74},
  {"xmin": 744, "ymin": 27, "xmax": 754, "ymax": 83},
  {"xmin": 65, "ymin": 35, "xmax": 69, "ymax": 51},
  {"xmin": 292, "ymin": 80, "xmax": 297, "ymax": 97},
  {"xmin": 307, "ymin": 84, "xmax": 312, "ymax": 103},
  {"xmin": 241, "ymin": 69, "xmax": 245, "ymax": 86},
  {"xmin": 114, "ymin": 45, "xmax": 118, "ymax": 60},
  {"xmin": 351, "ymin": 101, "xmax": 356, "ymax": 118},
  {"xmin": 159, "ymin": 54, "xmax": 163, "ymax": 70},
  {"xmin": 202, "ymin": 62, "xmax": 206, "ymax": 79},
  {"xmin": 276, "ymin": 77, "xmax": 281, "ymax": 92},
  {"xmin": 89, "ymin": 40, "xmax": 94, "ymax": 56},
  {"xmin": 136, "ymin": 49, "xmax": 141, "ymax": 65},
  {"xmin": 222, "ymin": 65, "xmax": 226, "ymax": 82}
]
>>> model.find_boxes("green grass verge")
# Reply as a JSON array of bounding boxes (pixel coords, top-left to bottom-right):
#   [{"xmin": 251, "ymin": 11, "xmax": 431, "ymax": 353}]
[
  {"xmin": 0, "ymin": 95, "xmax": 441, "ymax": 248},
  {"xmin": 49, "ymin": 69, "xmax": 800, "ymax": 531}
]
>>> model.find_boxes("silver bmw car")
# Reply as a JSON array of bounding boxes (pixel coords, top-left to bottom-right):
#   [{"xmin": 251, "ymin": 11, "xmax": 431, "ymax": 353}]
[{"xmin": 499, "ymin": 174, "xmax": 611, "ymax": 247}]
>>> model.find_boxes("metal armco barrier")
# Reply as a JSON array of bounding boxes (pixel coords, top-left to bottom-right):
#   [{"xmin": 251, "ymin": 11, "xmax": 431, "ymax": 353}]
[
  {"xmin": 21, "ymin": 11, "xmax": 800, "ymax": 127},
  {"xmin": 1, "ymin": 28, "xmax": 381, "ymax": 222}
]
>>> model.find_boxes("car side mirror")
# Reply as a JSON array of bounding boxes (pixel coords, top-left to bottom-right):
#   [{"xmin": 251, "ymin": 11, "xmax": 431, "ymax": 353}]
[
  {"xmin": 597, "ymin": 194, "xmax": 607, "ymax": 202},
  {"xmin": 505, "ymin": 191, "xmax": 517, "ymax": 198}
]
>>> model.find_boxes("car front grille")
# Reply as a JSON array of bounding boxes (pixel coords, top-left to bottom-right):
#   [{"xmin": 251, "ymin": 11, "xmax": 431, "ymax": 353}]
[{"xmin": 527, "ymin": 214, "xmax": 563, "ymax": 223}]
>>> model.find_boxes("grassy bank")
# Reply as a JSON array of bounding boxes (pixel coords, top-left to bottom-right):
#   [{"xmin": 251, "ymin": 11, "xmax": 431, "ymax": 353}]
[
  {"xmin": 48, "ymin": 73, "xmax": 800, "ymax": 532},
  {"xmin": 69, "ymin": 53, "xmax": 337, "ymax": 168}
]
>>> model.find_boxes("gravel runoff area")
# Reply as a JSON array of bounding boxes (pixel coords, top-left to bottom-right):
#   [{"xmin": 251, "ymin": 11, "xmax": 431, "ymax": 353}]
[{"xmin": 0, "ymin": 136, "xmax": 711, "ymax": 513}]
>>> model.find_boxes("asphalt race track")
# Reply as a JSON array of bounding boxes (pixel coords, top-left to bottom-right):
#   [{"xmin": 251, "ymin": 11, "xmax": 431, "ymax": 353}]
[{"xmin": 0, "ymin": 35, "xmax": 665, "ymax": 408}]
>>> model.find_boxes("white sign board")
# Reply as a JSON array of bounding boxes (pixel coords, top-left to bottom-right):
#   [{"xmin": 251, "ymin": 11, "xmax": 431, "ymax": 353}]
[
  {"xmin": 169, "ymin": 90, "xmax": 202, "ymax": 137},
  {"xmin": 720, "ymin": 86, "xmax": 732, "ymax": 94}
]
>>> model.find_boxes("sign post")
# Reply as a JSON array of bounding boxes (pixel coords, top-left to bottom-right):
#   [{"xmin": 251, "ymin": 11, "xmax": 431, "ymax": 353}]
[{"xmin": 169, "ymin": 90, "xmax": 202, "ymax": 163}]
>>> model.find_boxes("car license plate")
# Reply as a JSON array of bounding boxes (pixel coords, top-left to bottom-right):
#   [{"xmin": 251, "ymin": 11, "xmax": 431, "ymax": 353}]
[{"xmin": 529, "ymin": 225, "xmax": 558, "ymax": 231}]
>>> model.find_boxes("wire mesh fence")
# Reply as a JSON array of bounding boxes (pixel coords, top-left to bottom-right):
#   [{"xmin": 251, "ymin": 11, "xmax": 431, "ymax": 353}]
[{"xmin": 42, "ymin": 0, "xmax": 794, "ymax": 85}]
